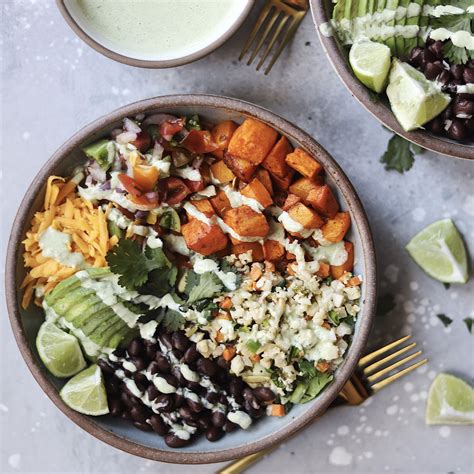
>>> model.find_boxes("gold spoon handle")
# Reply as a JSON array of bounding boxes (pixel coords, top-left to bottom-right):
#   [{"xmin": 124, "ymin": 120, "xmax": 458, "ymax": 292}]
[{"xmin": 216, "ymin": 448, "xmax": 276, "ymax": 474}]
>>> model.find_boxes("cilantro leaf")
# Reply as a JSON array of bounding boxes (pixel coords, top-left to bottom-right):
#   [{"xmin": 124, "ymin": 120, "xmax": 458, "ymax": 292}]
[
  {"xmin": 144, "ymin": 246, "xmax": 171, "ymax": 272},
  {"xmin": 380, "ymin": 134, "xmax": 417, "ymax": 173},
  {"xmin": 298, "ymin": 359, "xmax": 316, "ymax": 378},
  {"xmin": 463, "ymin": 317, "xmax": 473, "ymax": 334},
  {"xmin": 150, "ymin": 307, "xmax": 185, "ymax": 332},
  {"xmin": 301, "ymin": 373, "xmax": 333, "ymax": 403},
  {"xmin": 437, "ymin": 313, "xmax": 453, "ymax": 327},
  {"xmin": 141, "ymin": 267, "xmax": 178, "ymax": 297},
  {"xmin": 377, "ymin": 293, "xmax": 396, "ymax": 316},
  {"xmin": 187, "ymin": 272, "xmax": 223, "ymax": 304},
  {"xmin": 328, "ymin": 309, "xmax": 341, "ymax": 326}
]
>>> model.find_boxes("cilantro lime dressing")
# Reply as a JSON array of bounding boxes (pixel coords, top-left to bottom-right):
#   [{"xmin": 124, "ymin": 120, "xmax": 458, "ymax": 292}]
[
  {"xmin": 162, "ymin": 234, "xmax": 191, "ymax": 256},
  {"xmin": 69, "ymin": 0, "xmax": 248, "ymax": 61},
  {"xmin": 174, "ymin": 166, "xmax": 201, "ymax": 181},
  {"xmin": 456, "ymin": 83, "xmax": 474, "ymax": 94},
  {"xmin": 429, "ymin": 29, "xmax": 474, "ymax": 50},
  {"xmin": 304, "ymin": 241, "xmax": 348, "ymax": 266},
  {"xmin": 38, "ymin": 227, "xmax": 86, "ymax": 268},
  {"xmin": 278, "ymin": 211, "xmax": 314, "ymax": 238},
  {"xmin": 191, "ymin": 255, "xmax": 238, "ymax": 290},
  {"xmin": 222, "ymin": 185, "xmax": 263, "ymax": 213}
]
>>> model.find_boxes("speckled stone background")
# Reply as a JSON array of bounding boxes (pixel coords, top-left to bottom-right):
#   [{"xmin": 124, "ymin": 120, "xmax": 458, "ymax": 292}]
[{"xmin": 1, "ymin": 1, "xmax": 473, "ymax": 473}]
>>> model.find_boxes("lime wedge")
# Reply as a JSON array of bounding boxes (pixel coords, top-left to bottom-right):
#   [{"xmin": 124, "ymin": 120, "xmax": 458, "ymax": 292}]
[
  {"xmin": 349, "ymin": 40, "xmax": 391, "ymax": 93},
  {"xmin": 60, "ymin": 364, "xmax": 109, "ymax": 416},
  {"xmin": 406, "ymin": 219, "xmax": 468, "ymax": 284},
  {"xmin": 386, "ymin": 59, "xmax": 451, "ymax": 131},
  {"xmin": 36, "ymin": 321, "xmax": 86, "ymax": 378},
  {"xmin": 426, "ymin": 373, "xmax": 474, "ymax": 425}
]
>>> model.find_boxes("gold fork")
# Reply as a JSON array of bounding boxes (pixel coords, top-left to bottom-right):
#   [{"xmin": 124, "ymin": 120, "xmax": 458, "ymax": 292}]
[
  {"xmin": 239, "ymin": 0, "xmax": 309, "ymax": 75},
  {"xmin": 217, "ymin": 335, "xmax": 427, "ymax": 474}
]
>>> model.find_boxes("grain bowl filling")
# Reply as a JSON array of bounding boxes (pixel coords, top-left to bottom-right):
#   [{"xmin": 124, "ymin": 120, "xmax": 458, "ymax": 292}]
[{"xmin": 22, "ymin": 113, "xmax": 362, "ymax": 447}]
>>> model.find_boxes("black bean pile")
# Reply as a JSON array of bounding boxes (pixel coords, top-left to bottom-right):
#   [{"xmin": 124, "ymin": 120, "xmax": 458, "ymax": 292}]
[
  {"xmin": 408, "ymin": 38, "xmax": 474, "ymax": 142},
  {"xmin": 98, "ymin": 330, "xmax": 275, "ymax": 448}
]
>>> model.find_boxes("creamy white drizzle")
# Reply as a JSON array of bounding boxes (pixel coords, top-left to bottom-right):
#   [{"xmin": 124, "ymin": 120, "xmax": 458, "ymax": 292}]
[
  {"xmin": 38, "ymin": 227, "xmax": 86, "ymax": 268},
  {"xmin": 222, "ymin": 185, "xmax": 263, "ymax": 213}
]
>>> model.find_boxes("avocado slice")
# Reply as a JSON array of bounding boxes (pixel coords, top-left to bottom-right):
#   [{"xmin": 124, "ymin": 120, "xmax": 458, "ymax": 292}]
[
  {"xmin": 51, "ymin": 287, "xmax": 96, "ymax": 316},
  {"xmin": 63, "ymin": 295, "xmax": 103, "ymax": 324},
  {"xmin": 99, "ymin": 320, "xmax": 132, "ymax": 348},
  {"xmin": 107, "ymin": 221, "xmax": 123, "ymax": 239},
  {"xmin": 159, "ymin": 209, "xmax": 181, "ymax": 232},
  {"xmin": 67, "ymin": 300, "xmax": 110, "ymax": 329},
  {"xmin": 108, "ymin": 327, "xmax": 139, "ymax": 351},
  {"xmin": 82, "ymin": 139, "xmax": 114, "ymax": 171},
  {"xmin": 91, "ymin": 317, "xmax": 126, "ymax": 345},
  {"xmin": 80, "ymin": 307, "xmax": 118, "ymax": 338}
]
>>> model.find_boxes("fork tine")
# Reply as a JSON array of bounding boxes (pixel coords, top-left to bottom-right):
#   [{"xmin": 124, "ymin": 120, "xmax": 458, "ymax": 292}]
[
  {"xmin": 264, "ymin": 14, "xmax": 303, "ymax": 75},
  {"xmin": 366, "ymin": 350, "xmax": 423, "ymax": 383},
  {"xmin": 370, "ymin": 358, "xmax": 428, "ymax": 392},
  {"xmin": 246, "ymin": 8, "xmax": 281, "ymax": 66},
  {"xmin": 358, "ymin": 335, "xmax": 411, "ymax": 367},
  {"xmin": 256, "ymin": 13, "xmax": 291, "ymax": 70},
  {"xmin": 239, "ymin": 2, "xmax": 274, "ymax": 61},
  {"xmin": 362, "ymin": 342, "xmax": 417, "ymax": 376}
]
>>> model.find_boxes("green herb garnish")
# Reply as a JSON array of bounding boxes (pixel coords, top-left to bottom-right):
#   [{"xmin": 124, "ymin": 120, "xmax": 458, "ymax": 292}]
[
  {"xmin": 463, "ymin": 317, "xmax": 473, "ymax": 334},
  {"xmin": 380, "ymin": 134, "xmax": 425, "ymax": 173},
  {"xmin": 437, "ymin": 313, "xmax": 453, "ymax": 328},
  {"xmin": 246, "ymin": 339, "xmax": 261, "ymax": 353},
  {"xmin": 187, "ymin": 272, "xmax": 223, "ymax": 304}
]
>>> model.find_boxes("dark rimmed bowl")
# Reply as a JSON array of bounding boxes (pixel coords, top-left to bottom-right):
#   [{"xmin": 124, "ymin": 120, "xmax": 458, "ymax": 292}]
[
  {"xmin": 5, "ymin": 94, "xmax": 377, "ymax": 464},
  {"xmin": 55, "ymin": 0, "xmax": 254, "ymax": 68},
  {"xmin": 310, "ymin": 0, "xmax": 474, "ymax": 160}
]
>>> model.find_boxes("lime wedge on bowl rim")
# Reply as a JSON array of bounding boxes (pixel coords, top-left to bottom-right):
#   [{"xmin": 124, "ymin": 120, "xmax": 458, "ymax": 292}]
[
  {"xmin": 349, "ymin": 40, "xmax": 391, "ymax": 93},
  {"xmin": 36, "ymin": 321, "xmax": 86, "ymax": 378},
  {"xmin": 386, "ymin": 59, "xmax": 451, "ymax": 131},
  {"xmin": 60, "ymin": 364, "xmax": 109, "ymax": 416},
  {"xmin": 406, "ymin": 219, "xmax": 468, "ymax": 284},
  {"xmin": 426, "ymin": 373, "xmax": 474, "ymax": 425}
]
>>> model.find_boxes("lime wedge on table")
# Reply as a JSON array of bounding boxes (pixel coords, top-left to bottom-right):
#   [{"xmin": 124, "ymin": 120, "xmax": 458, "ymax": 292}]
[
  {"xmin": 406, "ymin": 219, "xmax": 468, "ymax": 284},
  {"xmin": 349, "ymin": 40, "xmax": 391, "ymax": 93},
  {"xmin": 60, "ymin": 364, "xmax": 109, "ymax": 416},
  {"xmin": 36, "ymin": 322, "xmax": 86, "ymax": 378},
  {"xmin": 426, "ymin": 374, "xmax": 474, "ymax": 425},
  {"xmin": 386, "ymin": 59, "xmax": 451, "ymax": 131}
]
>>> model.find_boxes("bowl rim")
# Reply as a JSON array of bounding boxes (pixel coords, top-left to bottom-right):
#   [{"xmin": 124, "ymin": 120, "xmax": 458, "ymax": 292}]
[
  {"xmin": 309, "ymin": 0, "xmax": 474, "ymax": 161},
  {"xmin": 5, "ymin": 94, "xmax": 377, "ymax": 464},
  {"xmin": 55, "ymin": 0, "xmax": 255, "ymax": 69}
]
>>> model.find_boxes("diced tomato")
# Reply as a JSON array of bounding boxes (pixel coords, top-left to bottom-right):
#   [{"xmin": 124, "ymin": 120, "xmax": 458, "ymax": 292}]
[
  {"xmin": 160, "ymin": 119, "xmax": 184, "ymax": 139},
  {"xmin": 183, "ymin": 179, "xmax": 205, "ymax": 193},
  {"xmin": 133, "ymin": 165, "xmax": 159, "ymax": 192},
  {"xmin": 130, "ymin": 131, "xmax": 152, "ymax": 153},
  {"xmin": 130, "ymin": 193, "xmax": 159, "ymax": 207},
  {"xmin": 181, "ymin": 130, "xmax": 218, "ymax": 154},
  {"xmin": 118, "ymin": 174, "xmax": 144, "ymax": 197},
  {"xmin": 162, "ymin": 177, "xmax": 191, "ymax": 205}
]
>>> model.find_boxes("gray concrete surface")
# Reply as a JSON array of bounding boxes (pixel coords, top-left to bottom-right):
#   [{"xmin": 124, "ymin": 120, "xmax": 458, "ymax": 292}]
[{"xmin": 1, "ymin": 1, "xmax": 473, "ymax": 473}]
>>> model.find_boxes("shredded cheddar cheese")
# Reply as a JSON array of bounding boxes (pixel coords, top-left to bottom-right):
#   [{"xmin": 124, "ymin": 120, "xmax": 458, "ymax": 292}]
[{"xmin": 21, "ymin": 176, "xmax": 118, "ymax": 309}]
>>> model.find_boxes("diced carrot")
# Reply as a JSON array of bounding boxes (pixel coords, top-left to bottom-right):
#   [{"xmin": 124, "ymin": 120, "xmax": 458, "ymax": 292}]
[
  {"xmin": 219, "ymin": 297, "xmax": 233, "ymax": 310},
  {"xmin": 215, "ymin": 331, "xmax": 224, "ymax": 343},
  {"xmin": 347, "ymin": 276, "xmax": 361, "ymax": 287},
  {"xmin": 251, "ymin": 354, "xmax": 261, "ymax": 363},
  {"xmin": 223, "ymin": 346, "xmax": 236, "ymax": 361},
  {"xmin": 250, "ymin": 263, "xmax": 263, "ymax": 281},
  {"xmin": 316, "ymin": 261, "xmax": 330, "ymax": 278},
  {"xmin": 316, "ymin": 361, "xmax": 330, "ymax": 373},
  {"xmin": 269, "ymin": 404, "xmax": 285, "ymax": 416},
  {"xmin": 217, "ymin": 312, "xmax": 232, "ymax": 321}
]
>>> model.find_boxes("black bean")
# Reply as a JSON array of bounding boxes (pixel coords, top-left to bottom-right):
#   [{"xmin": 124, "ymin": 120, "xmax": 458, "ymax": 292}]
[
  {"xmin": 106, "ymin": 380, "xmax": 121, "ymax": 396},
  {"xmin": 165, "ymin": 433, "xmax": 190, "ymax": 448},
  {"xmin": 454, "ymin": 99, "xmax": 474, "ymax": 117},
  {"xmin": 211, "ymin": 411, "xmax": 227, "ymax": 427},
  {"xmin": 172, "ymin": 349, "xmax": 183, "ymax": 361},
  {"xmin": 216, "ymin": 355, "xmax": 229, "ymax": 369},
  {"xmin": 121, "ymin": 410, "xmax": 133, "ymax": 421},
  {"xmin": 183, "ymin": 344, "xmax": 200, "ymax": 364},
  {"xmin": 149, "ymin": 414, "xmax": 168, "ymax": 435},
  {"xmin": 97, "ymin": 358, "xmax": 115, "ymax": 375},
  {"xmin": 196, "ymin": 358, "xmax": 217, "ymax": 377},
  {"xmin": 134, "ymin": 421, "xmax": 153, "ymax": 432},
  {"xmin": 160, "ymin": 333, "xmax": 173, "ymax": 349},
  {"xmin": 428, "ymin": 40, "xmax": 444, "ymax": 59},
  {"xmin": 447, "ymin": 119, "xmax": 467, "ymax": 140},
  {"xmin": 179, "ymin": 406, "xmax": 198, "ymax": 422},
  {"xmin": 206, "ymin": 392, "xmax": 220, "ymax": 405},
  {"xmin": 113, "ymin": 347, "xmax": 126, "ymax": 358},
  {"xmin": 133, "ymin": 372, "xmax": 149, "ymax": 391},
  {"xmin": 172, "ymin": 331, "xmax": 190, "ymax": 352},
  {"xmin": 127, "ymin": 338, "xmax": 143, "ymax": 357},
  {"xmin": 243, "ymin": 390, "xmax": 260, "ymax": 410},
  {"xmin": 163, "ymin": 374, "xmax": 179, "ymax": 388},
  {"xmin": 174, "ymin": 393, "xmax": 185, "ymax": 408},
  {"xmin": 131, "ymin": 405, "xmax": 149, "ymax": 423},
  {"xmin": 187, "ymin": 399, "xmax": 204, "ymax": 413},
  {"xmin": 228, "ymin": 378, "xmax": 244, "ymax": 398},
  {"xmin": 218, "ymin": 393, "xmax": 229, "ymax": 405},
  {"xmin": 109, "ymin": 398, "xmax": 123, "ymax": 417},
  {"xmin": 196, "ymin": 414, "xmax": 211, "ymax": 431},
  {"xmin": 253, "ymin": 387, "xmax": 276, "ymax": 402},
  {"xmin": 155, "ymin": 394, "xmax": 174, "ymax": 412},
  {"xmin": 437, "ymin": 70, "xmax": 451, "ymax": 87},
  {"xmin": 424, "ymin": 62, "xmax": 443, "ymax": 80},
  {"xmin": 145, "ymin": 343, "xmax": 159, "ymax": 360},
  {"xmin": 465, "ymin": 117, "xmax": 474, "ymax": 132},
  {"xmin": 120, "ymin": 391, "xmax": 135, "ymax": 408},
  {"xmin": 206, "ymin": 426, "xmax": 225, "ymax": 442},
  {"xmin": 147, "ymin": 360, "xmax": 161, "ymax": 375},
  {"xmin": 171, "ymin": 366, "xmax": 187, "ymax": 386},
  {"xmin": 186, "ymin": 381, "xmax": 202, "ymax": 392},
  {"xmin": 421, "ymin": 49, "xmax": 435, "ymax": 68},
  {"xmin": 130, "ymin": 357, "xmax": 147, "ymax": 372},
  {"xmin": 409, "ymin": 46, "xmax": 424, "ymax": 66},
  {"xmin": 154, "ymin": 353, "xmax": 171, "ymax": 372},
  {"xmin": 450, "ymin": 64, "xmax": 465, "ymax": 81},
  {"xmin": 244, "ymin": 402, "xmax": 264, "ymax": 418},
  {"xmin": 146, "ymin": 384, "xmax": 159, "ymax": 401},
  {"xmin": 463, "ymin": 68, "xmax": 474, "ymax": 84},
  {"xmin": 441, "ymin": 105, "xmax": 453, "ymax": 120},
  {"xmin": 223, "ymin": 421, "xmax": 238, "ymax": 433}
]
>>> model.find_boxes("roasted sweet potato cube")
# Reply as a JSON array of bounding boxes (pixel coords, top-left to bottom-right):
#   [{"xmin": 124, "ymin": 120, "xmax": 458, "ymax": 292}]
[
  {"xmin": 289, "ymin": 176, "xmax": 325, "ymax": 202},
  {"xmin": 271, "ymin": 173, "xmax": 292, "ymax": 191},
  {"xmin": 256, "ymin": 168, "xmax": 274, "ymax": 195},
  {"xmin": 262, "ymin": 136, "xmax": 294, "ymax": 179},
  {"xmin": 307, "ymin": 184, "xmax": 339, "ymax": 218},
  {"xmin": 288, "ymin": 202, "xmax": 324, "ymax": 229},
  {"xmin": 223, "ymin": 206, "xmax": 269, "ymax": 237},
  {"xmin": 330, "ymin": 241, "xmax": 354, "ymax": 279},
  {"xmin": 210, "ymin": 190, "xmax": 232, "ymax": 217},
  {"xmin": 316, "ymin": 261, "xmax": 330, "ymax": 278},
  {"xmin": 321, "ymin": 212, "xmax": 351, "ymax": 243},
  {"xmin": 211, "ymin": 120, "xmax": 238, "ymax": 159},
  {"xmin": 224, "ymin": 152, "xmax": 257, "ymax": 182},
  {"xmin": 189, "ymin": 199, "xmax": 214, "ymax": 218},
  {"xmin": 227, "ymin": 118, "xmax": 278, "ymax": 165},
  {"xmin": 285, "ymin": 148, "xmax": 323, "ymax": 180},
  {"xmin": 241, "ymin": 178, "xmax": 273, "ymax": 208},
  {"xmin": 181, "ymin": 219, "xmax": 228, "ymax": 256},
  {"xmin": 231, "ymin": 242, "xmax": 264, "ymax": 261},
  {"xmin": 282, "ymin": 193, "xmax": 301, "ymax": 211},
  {"xmin": 210, "ymin": 160, "xmax": 235, "ymax": 184},
  {"xmin": 263, "ymin": 240, "xmax": 285, "ymax": 261}
]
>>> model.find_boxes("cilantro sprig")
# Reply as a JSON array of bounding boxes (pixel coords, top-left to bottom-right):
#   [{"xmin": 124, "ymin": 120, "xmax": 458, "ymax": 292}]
[{"xmin": 380, "ymin": 134, "xmax": 424, "ymax": 173}]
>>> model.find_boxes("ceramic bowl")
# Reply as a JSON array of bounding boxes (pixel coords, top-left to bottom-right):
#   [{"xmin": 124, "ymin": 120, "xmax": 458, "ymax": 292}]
[
  {"xmin": 6, "ymin": 94, "xmax": 377, "ymax": 464},
  {"xmin": 55, "ymin": 0, "xmax": 254, "ymax": 68},
  {"xmin": 310, "ymin": 0, "xmax": 474, "ymax": 160}
]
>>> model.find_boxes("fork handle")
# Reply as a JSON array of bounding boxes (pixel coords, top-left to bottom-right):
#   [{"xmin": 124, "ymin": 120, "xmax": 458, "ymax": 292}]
[
  {"xmin": 216, "ymin": 448, "xmax": 275, "ymax": 474},
  {"xmin": 283, "ymin": 0, "xmax": 309, "ymax": 9}
]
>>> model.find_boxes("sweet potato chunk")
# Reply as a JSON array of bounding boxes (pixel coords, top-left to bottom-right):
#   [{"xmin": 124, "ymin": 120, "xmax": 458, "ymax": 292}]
[
  {"xmin": 241, "ymin": 178, "xmax": 273, "ymax": 208},
  {"xmin": 285, "ymin": 148, "xmax": 323, "ymax": 180},
  {"xmin": 282, "ymin": 193, "xmax": 301, "ymax": 211},
  {"xmin": 223, "ymin": 206, "xmax": 269, "ymax": 237},
  {"xmin": 289, "ymin": 176, "xmax": 325, "ymax": 202},
  {"xmin": 271, "ymin": 173, "xmax": 292, "ymax": 191},
  {"xmin": 189, "ymin": 199, "xmax": 214, "ymax": 218},
  {"xmin": 223, "ymin": 152, "xmax": 257, "ymax": 182},
  {"xmin": 263, "ymin": 240, "xmax": 285, "ymax": 261},
  {"xmin": 231, "ymin": 242, "xmax": 264, "ymax": 261},
  {"xmin": 321, "ymin": 212, "xmax": 351, "ymax": 243},
  {"xmin": 307, "ymin": 184, "xmax": 339, "ymax": 218},
  {"xmin": 330, "ymin": 241, "xmax": 354, "ymax": 279},
  {"xmin": 181, "ymin": 219, "xmax": 228, "ymax": 256},
  {"xmin": 256, "ymin": 168, "xmax": 274, "ymax": 195},
  {"xmin": 210, "ymin": 160, "xmax": 235, "ymax": 184},
  {"xmin": 316, "ymin": 261, "xmax": 330, "ymax": 278},
  {"xmin": 288, "ymin": 202, "xmax": 324, "ymax": 229},
  {"xmin": 227, "ymin": 118, "xmax": 278, "ymax": 165},
  {"xmin": 262, "ymin": 136, "xmax": 294, "ymax": 179},
  {"xmin": 210, "ymin": 190, "xmax": 232, "ymax": 217},
  {"xmin": 211, "ymin": 120, "xmax": 238, "ymax": 159}
]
